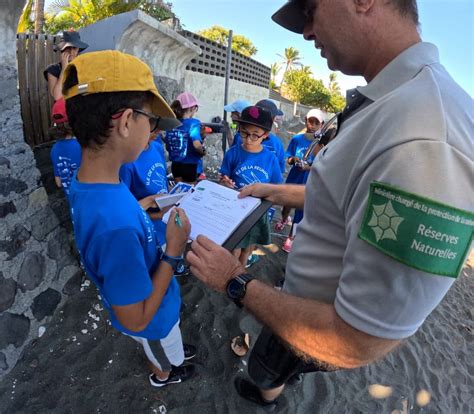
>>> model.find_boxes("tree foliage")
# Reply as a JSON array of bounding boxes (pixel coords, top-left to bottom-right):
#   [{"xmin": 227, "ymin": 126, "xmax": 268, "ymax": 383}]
[
  {"xmin": 197, "ymin": 25, "xmax": 257, "ymax": 57},
  {"xmin": 17, "ymin": 0, "xmax": 175, "ymax": 34},
  {"xmin": 283, "ymin": 68, "xmax": 345, "ymax": 113},
  {"xmin": 18, "ymin": 0, "xmax": 35, "ymax": 33},
  {"xmin": 269, "ymin": 62, "xmax": 280, "ymax": 90}
]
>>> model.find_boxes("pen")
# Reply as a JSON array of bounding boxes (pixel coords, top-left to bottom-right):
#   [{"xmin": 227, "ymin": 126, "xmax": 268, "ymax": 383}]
[{"xmin": 175, "ymin": 211, "xmax": 182, "ymax": 228}]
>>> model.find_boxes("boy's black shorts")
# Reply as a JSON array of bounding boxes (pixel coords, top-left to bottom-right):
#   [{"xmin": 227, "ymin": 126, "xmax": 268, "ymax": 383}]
[
  {"xmin": 171, "ymin": 162, "xmax": 198, "ymax": 182},
  {"xmin": 248, "ymin": 326, "xmax": 339, "ymax": 390}
]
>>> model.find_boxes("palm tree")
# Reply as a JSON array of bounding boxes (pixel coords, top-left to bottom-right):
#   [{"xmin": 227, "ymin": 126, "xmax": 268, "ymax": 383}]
[
  {"xmin": 45, "ymin": 0, "xmax": 142, "ymax": 32},
  {"xmin": 18, "ymin": 0, "xmax": 34, "ymax": 33},
  {"xmin": 269, "ymin": 62, "xmax": 280, "ymax": 90},
  {"xmin": 278, "ymin": 47, "xmax": 303, "ymax": 88},
  {"xmin": 34, "ymin": 0, "xmax": 45, "ymax": 33},
  {"xmin": 328, "ymin": 72, "xmax": 341, "ymax": 94}
]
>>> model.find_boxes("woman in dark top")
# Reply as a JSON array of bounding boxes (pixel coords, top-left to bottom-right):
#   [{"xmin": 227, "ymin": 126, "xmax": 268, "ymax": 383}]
[{"xmin": 43, "ymin": 31, "xmax": 88, "ymax": 100}]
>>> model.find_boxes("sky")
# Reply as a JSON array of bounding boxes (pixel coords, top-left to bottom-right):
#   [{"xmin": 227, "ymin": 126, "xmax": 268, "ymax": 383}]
[{"xmin": 44, "ymin": 0, "xmax": 474, "ymax": 97}]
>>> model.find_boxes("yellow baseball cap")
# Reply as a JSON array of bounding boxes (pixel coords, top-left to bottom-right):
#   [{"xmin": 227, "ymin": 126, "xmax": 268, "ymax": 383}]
[{"xmin": 62, "ymin": 50, "xmax": 180, "ymax": 129}]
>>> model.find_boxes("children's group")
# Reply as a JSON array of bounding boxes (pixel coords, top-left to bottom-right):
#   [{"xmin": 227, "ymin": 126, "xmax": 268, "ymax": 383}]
[{"xmin": 45, "ymin": 31, "xmax": 329, "ymax": 388}]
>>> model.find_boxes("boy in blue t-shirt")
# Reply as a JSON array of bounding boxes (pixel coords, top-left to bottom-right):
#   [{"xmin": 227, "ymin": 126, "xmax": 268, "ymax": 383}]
[
  {"xmin": 49, "ymin": 98, "xmax": 82, "ymax": 197},
  {"xmin": 220, "ymin": 105, "xmax": 283, "ymax": 266},
  {"xmin": 231, "ymin": 99, "xmax": 286, "ymax": 174},
  {"xmin": 63, "ymin": 50, "xmax": 196, "ymax": 387},
  {"xmin": 120, "ymin": 131, "xmax": 169, "ymax": 245}
]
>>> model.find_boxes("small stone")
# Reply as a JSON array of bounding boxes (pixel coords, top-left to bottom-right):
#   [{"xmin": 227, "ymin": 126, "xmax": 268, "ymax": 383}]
[
  {"xmin": 18, "ymin": 252, "xmax": 45, "ymax": 292},
  {"xmin": 31, "ymin": 288, "xmax": 61, "ymax": 321},
  {"xmin": 30, "ymin": 207, "xmax": 59, "ymax": 241},
  {"xmin": 0, "ymin": 313, "xmax": 30, "ymax": 348},
  {"xmin": 47, "ymin": 229, "xmax": 70, "ymax": 261},
  {"xmin": 0, "ymin": 201, "xmax": 16, "ymax": 218},
  {"xmin": 0, "ymin": 352, "xmax": 8, "ymax": 370},
  {"xmin": 28, "ymin": 187, "xmax": 48, "ymax": 210},
  {"xmin": 0, "ymin": 224, "xmax": 31, "ymax": 259},
  {"xmin": 61, "ymin": 267, "xmax": 83, "ymax": 296},
  {"xmin": 0, "ymin": 272, "xmax": 17, "ymax": 312},
  {"xmin": 0, "ymin": 176, "xmax": 27, "ymax": 196},
  {"xmin": 38, "ymin": 326, "xmax": 46, "ymax": 337},
  {"xmin": 0, "ymin": 156, "xmax": 10, "ymax": 168}
]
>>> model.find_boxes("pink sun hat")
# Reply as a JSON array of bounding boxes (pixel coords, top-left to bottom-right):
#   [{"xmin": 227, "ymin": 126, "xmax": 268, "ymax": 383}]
[{"xmin": 176, "ymin": 92, "xmax": 199, "ymax": 109}]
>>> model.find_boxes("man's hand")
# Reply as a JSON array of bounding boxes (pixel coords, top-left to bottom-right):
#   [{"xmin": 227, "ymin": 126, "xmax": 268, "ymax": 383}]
[
  {"xmin": 165, "ymin": 208, "xmax": 191, "ymax": 256},
  {"xmin": 238, "ymin": 183, "xmax": 278, "ymax": 202},
  {"xmin": 187, "ymin": 235, "xmax": 244, "ymax": 293}
]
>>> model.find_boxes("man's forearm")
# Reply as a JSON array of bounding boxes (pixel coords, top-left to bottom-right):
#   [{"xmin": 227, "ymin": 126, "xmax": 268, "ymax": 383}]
[
  {"xmin": 270, "ymin": 184, "xmax": 305, "ymax": 209},
  {"xmin": 242, "ymin": 280, "xmax": 399, "ymax": 369}
]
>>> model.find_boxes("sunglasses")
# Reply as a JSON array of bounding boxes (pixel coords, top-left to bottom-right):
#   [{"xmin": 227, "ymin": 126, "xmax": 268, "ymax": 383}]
[
  {"xmin": 240, "ymin": 128, "xmax": 267, "ymax": 142},
  {"xmin": 111, "ymin": 108, "xmax": 161, "ymax": 132}
]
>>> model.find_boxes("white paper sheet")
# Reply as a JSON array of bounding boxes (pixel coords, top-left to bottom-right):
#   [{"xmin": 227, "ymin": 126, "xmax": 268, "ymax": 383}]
[{"xmin": 162, "ymin": 180, "xmax": 261, "ymax": 245}]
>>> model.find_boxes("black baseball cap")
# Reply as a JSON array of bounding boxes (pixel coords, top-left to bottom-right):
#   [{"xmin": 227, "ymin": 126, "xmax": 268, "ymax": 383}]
[
  {"xmin": 238, "ymin": 106, "xmax": 273, "ymax": 131},
  {"xmin": 255, "ymin": 99, "xmax": 284, "ymax": 118},
  {"xmin": 56, "ymin": 31, "xmax": 89, "ymax": 52},
  {"xmin": 272, "ymin": 0, "xmax": 306, "ymax": 34}
]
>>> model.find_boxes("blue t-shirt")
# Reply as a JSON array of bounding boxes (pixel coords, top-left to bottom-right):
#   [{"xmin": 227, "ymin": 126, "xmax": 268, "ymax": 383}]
[
  {"xmin": 285, "ymin": 133, "xmax": 314, "ymax": 184},
  {"xmin": 220, "ymin": 145, "xmax": 283, "ymax": 189},
  {"xmin": 232, "ymin": 132, "xmax": 286, "ymax": 173},
  {"xmin": 165, "ymin": 118, "xmax": 202, "ymax": 164},
  {"xmin": 119, "ymin": 139, "xmax": 168, "ymax": 244},
  {"xmin": 68, "ymin": 178, "xmax": 181, "ymax": 340},
  {"xmin": 119, "ymin": 140, "xmax": 168, "ymax": 200},
  {"xmin": 50, "ymin": 138, "xmax": 82, "ymax": 196}
]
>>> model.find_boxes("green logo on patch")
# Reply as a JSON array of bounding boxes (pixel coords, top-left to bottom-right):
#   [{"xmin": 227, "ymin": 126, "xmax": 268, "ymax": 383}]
[
  {"xmin": 359, "ymin": 182, "xmax": 473, "ymax": 278},
  {"xmin": 368, "ymin": 201, "xmax": 404, "ymax": 242}
]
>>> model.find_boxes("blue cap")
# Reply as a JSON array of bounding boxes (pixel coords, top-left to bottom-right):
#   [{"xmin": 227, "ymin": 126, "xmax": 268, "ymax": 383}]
[
  {"xmin": 224, "ymin": 99, "xmax": 251, "ymax": 114},
  {"xmin": 256, "ymin": 99, "xmax": 284, "ymax": 118}
]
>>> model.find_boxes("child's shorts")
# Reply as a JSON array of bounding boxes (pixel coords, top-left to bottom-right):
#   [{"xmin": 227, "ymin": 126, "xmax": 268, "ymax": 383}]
[
  {"xmin": 126, "ymin": 320, "xmax": 184, "ymax": 372},
  {"xmin": 236, "ymin": 214, "xmax": 271, "ymax": 249}
]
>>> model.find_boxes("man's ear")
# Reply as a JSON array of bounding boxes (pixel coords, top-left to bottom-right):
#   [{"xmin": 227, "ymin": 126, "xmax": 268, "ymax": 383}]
[
  {"xmin": 353, "ymin": 0, "xmax": 375, "ymax": 13},
  {"xmin": 116, "ymin": 108, "xmax": 134, "ymax": 138}
]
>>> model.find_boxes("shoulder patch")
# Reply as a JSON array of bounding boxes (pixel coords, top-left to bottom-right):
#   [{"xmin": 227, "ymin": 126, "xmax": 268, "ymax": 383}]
[{"xmin": 358, "ymin": 181, "xmax": 473, "ymax": 278}]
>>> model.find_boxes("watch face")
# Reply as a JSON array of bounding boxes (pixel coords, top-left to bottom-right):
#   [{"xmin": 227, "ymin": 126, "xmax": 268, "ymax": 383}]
[{"xmin": 227, "ymin": 279, "xmax": 244, "ymax": 300}]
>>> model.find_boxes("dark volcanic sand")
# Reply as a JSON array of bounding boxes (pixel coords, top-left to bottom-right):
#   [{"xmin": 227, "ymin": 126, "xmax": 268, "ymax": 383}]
[{"xmin": 0, "ymin": 235, "xmax": 472, "ymax": 414}]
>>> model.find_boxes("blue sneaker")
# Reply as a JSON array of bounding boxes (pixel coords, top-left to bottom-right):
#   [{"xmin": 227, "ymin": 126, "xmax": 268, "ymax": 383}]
[{"xmin": 245, "ymin": 253, "xmax": 260, "ymax": 269}]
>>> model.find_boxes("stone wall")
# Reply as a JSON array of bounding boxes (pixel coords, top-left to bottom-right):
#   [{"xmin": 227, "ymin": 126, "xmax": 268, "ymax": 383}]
[{"xmin": 0, "ymin": 0, "xmax": 82, "ymax": 379}]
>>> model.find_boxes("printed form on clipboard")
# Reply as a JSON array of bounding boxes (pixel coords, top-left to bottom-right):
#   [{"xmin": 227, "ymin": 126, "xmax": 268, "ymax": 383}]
[{"xmin": 162, "ymin": 180, "xmax": 271, "ymax": 249}]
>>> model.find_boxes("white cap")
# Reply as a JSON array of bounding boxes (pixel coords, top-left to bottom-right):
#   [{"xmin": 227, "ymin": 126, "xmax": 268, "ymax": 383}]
[{"xmin": 306, "ymin": 109, "xmax": 325, "ymax": 123}]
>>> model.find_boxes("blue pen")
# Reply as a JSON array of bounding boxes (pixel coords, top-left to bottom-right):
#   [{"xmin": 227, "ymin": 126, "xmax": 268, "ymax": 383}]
[{"xmin": 175, "ymin": 211, "xmax": 182, "ymax": 228}]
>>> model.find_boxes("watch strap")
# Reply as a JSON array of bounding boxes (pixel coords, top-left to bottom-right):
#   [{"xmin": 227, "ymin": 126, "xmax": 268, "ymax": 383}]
[
  {"xmin": 227, "ymin": 273, "xmax": 255, "ymax": 307},
  {"xmin": 161, "ymin": 253, "xmax": 184, "ymax": 272}
]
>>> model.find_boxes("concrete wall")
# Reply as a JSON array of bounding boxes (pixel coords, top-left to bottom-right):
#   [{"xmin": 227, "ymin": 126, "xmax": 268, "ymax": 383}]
[
  {"xmin": 184, "ymin": 71, "xmax": 270, "ymax": 122},
  {"xmin": 79, "ymin": 10, "xmax": 201, "ymax": 104},
  {"xmin": 0, "ymin": 0, "xmax": 81, "ymax": 379}
]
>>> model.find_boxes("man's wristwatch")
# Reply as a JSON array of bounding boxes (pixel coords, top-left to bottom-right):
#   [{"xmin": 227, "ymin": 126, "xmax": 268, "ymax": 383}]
[
  {"xmin": 226, "ymin": 273, "xmax": 255, "ymax": 308},
  {"xmin": 161, "ymin": 253, "xmax": 184, "ymax": 272}
]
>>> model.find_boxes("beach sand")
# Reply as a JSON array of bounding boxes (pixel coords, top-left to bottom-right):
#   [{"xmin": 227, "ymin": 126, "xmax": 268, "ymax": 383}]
[{"xmin": 0, "ymin": 232, "xmax": 472, "ymax": 413}]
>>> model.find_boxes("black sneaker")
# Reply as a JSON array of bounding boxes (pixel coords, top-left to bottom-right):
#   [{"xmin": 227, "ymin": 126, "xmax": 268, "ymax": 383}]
[
  {"xmin": 149, "ymin": 364, "xmax": 196, "ymax": 387},
  {"xmin": 183, "ymin": 344, "xmax": 196, "ymax": 361}
]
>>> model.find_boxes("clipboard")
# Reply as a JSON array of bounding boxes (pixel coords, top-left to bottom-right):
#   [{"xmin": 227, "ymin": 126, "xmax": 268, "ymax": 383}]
[
  {"xmin": 222, "ymin": 199, "xmax": 272, "ymax": 250},
  {"xmin": 162, "ymin": 180, "xmax": 272, "ymax": 249}
]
